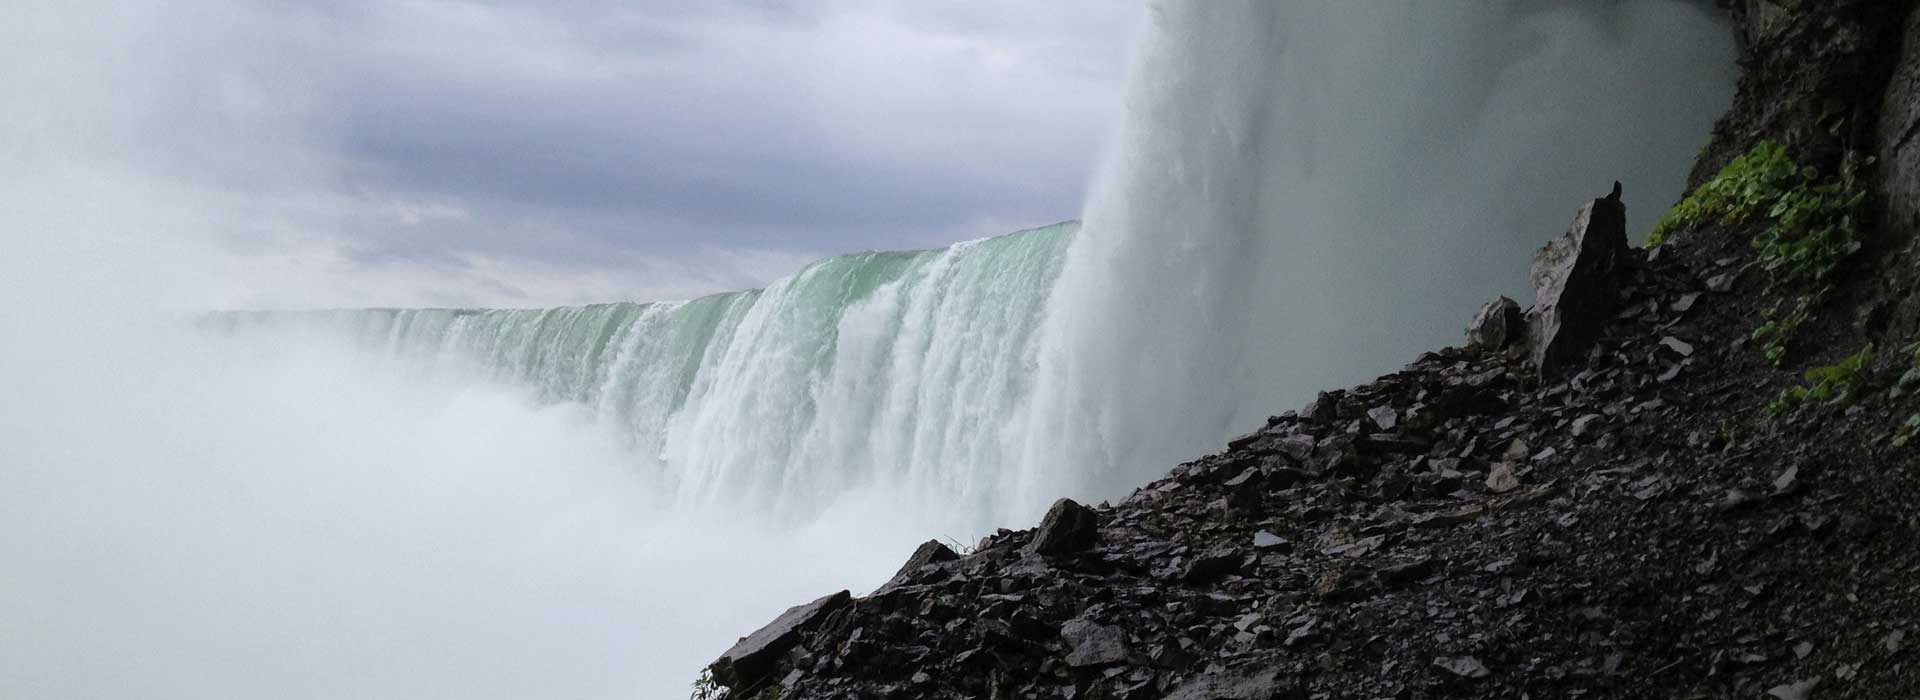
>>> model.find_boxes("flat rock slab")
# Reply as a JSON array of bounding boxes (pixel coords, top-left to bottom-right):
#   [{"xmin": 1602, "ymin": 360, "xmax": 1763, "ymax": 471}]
[
  {"xmin": 712, "ymin": 590, "xmax": 851, "ymax": 685},
  {"xmin": 1061, "ymin": 617, "xmax": 1131, "ymax": 668},
  {"xmin": 1163, "ymin": 663, "xmax": 1298, "ymax": 700},
  {"xmin": 1434, "ymin": 655, "xmax": 1492, "ymax": 679}
]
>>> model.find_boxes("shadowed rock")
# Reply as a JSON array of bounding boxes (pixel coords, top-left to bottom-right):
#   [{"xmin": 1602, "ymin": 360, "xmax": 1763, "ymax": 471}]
[
  {"xmin": 1182, "ymin": 545, "xmax": 1244, "ymax": 584},
  {"xmin": 1060, "ymin": 617, "xmax": 1131, "ymax": 667},
  {"xmin": 709, "ymin": 590, "xmax": 850, "ymax": 688},
  {"xmin": 1528, "ymin": 192, "xmax": 1629, "ymax": 376},
  {"xmin": 1467, "ymin": 296, "xmax": 1525, "ymax": 350},
  {"xmin": 1025, "ymin": 498, "xmax": 1099, "ymax": 556},
  {"xmin": 886, "ymin": 539, "xmax": 958, "ymax": 584}
]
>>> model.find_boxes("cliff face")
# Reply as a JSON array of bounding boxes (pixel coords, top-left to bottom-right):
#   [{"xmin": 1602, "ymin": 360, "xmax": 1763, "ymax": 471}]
[
  {"xmin": 1696, "ymin": 0, "xmax": 1907, "ymax": 182},
  {"xmin": 703, "ymin": 3, "xmax": 1920, "ymax": 698},
  {"xmin": 1702, "ymin": 0, "xmax": 1920, "ymax": 337}
]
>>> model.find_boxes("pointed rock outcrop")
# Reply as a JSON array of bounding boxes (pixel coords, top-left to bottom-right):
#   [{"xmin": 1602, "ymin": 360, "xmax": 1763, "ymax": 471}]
[
  {"xmin": 1025, "ymin": 498, "xmax": 1100, "ymax": 556},
  {"xmin": 879, "ymin": 539, "xmax": 959, "ymax": 589},
  {"xmin": 1528, "ymin": 191, "xmax": 1629, "ymax": 376},
  {"xmin": 709, "ymin": 590, "xmax": 851, "ymax": 689}
]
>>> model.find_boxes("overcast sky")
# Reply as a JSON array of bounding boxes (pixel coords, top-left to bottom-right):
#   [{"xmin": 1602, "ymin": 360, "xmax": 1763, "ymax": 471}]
[{"xmin": 6, "ymin": 1, "xmax": 1141, "ymax": 308}]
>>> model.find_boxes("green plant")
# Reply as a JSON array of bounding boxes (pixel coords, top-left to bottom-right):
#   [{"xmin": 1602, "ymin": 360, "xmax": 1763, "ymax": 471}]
[
  {"xmin": 1647, "ymin": 141, "xmax": 1798, "ymax": 248},
  {"xmin": 1890, "ymin": 342, "xmax": 1920, "ymax": 398},
  {"xmin": 1894, "ymin": 415, "xmax": 1920, "ymax": 447},
  {"xmin": 1750, "ymin": 154, "xmax": 1869, "ymax": 287},
  {"xmin": 1751, "ymin": 294, "xmax": 1815, "ymax": 366},
  {"xmin": 1766, "ymin": 344, "xmax": 1874, "ymax": 418},
  {"xmin": 1651, "ymin": 141, "xmax": 1871, "ymax": 365},
  {"xmin": 1891, "ymin": 343, "xmax": 1920, "ymax": 447}
]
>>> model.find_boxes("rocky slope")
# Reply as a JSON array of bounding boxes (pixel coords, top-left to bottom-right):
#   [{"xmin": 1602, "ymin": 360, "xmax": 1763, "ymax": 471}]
[{"xmin": 701, "ymin": 2, "xmax": 1920, "ymax": 698}]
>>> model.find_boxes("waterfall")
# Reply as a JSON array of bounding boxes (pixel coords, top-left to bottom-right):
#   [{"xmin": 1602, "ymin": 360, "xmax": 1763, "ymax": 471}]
[
  {"xmin": 1021, "ymin": 0, "xmax": 1737, "ymax": 499},
  {"xmin": 217, "ymin": 223, "xmax": 1075, "ymax": 529},
  {"xmin": 216, "ymin": 0, "xmax": 1738, "ymax": 533},
  {"xmin": 0, "ymin": 4, "xmax": 1741, "ymax": 697}
]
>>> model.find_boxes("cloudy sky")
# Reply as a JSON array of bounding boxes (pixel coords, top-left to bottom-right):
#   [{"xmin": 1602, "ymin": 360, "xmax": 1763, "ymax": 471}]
[{"xmin": 6, "ymin": 1, "xmax": 1141, "ymax": 308}]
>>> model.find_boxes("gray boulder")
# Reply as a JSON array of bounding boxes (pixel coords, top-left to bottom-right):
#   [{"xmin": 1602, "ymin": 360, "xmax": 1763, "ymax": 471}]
[
  {"xmin": 1025, "ymin": 498, "xmax": 1099, "ymax": 556},
  {"xmin": 1528, "ymin": 192, "xmax": 1629, "ymax": 376},
  {"xmin": 1060, "ymin": 617, "xmax": 1131, "ymax": 667},
  {"xmin": 891, "ymin": 539, "xmax": 958, "ymax": 580},
  {"xmin": 1466, "ymin": 296, "xmax": 1524, "ymax": 350},
  {"xmin": 709, "ymin": 590, "xmax": 851, "ymax": 687}
]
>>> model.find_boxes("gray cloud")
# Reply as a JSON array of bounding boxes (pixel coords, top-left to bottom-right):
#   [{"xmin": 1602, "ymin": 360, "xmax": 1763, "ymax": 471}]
[{"xmin": 73, "ymin": 0, "xmax": 1139, "ymax": 306}]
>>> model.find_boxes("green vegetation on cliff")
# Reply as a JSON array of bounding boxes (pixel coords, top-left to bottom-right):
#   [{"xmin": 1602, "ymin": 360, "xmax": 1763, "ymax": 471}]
[
  {"xmin": 1765, "ymin": 343, "xmax": 1874, "ymax": 418},
  {"xmin": 1647, "ymin": 141, "xmax": 1798, "ymax": 248},
  {"xmin": 1649, "ymin": 140, "xmax": 1870, "ymax": 364},
  {"xmin": 1892, "ymin": 343, "xmax": 1920, "ymax": 447}
]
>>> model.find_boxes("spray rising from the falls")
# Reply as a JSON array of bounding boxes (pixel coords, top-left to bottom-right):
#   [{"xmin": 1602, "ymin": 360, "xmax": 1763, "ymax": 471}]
[
  {"xmin": 1022, "ymin": 0, "xmax": 1738, "ymax": 497},
  {"xmin": 1017, "ymin": 3, "xmax": 1285, "ymax": 509},
  {"xmin": 1, "ymin": 4, "xmax": 1740, "ymax": 697},
  {"xmin": 220, "ymin": 223, "xmax": 1077, "ymax": 529},
  {"xmin": 227, "ymin": 2, "xmax": 1739, "ymax": 533}
]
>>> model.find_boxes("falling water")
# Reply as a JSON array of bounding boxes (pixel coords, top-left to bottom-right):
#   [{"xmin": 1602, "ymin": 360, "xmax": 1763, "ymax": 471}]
[
  {"xmin": 219, "ymin": 0, "xmax": 1739, "ymax": 533},
  {"xmin": 3, "ymin": 2, "xmax": 1740, "ymax": 698},
  {"xmin": 1022, "ymin": 0, "xmax": 1739, "ymax": 498},
  {"xmin": 216, "ymin": 222, "xmax": 1076, "ymax": 529}
]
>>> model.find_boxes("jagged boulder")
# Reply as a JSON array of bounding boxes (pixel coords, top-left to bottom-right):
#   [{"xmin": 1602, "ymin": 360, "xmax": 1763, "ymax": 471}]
[
  {"xmin": 1528, "ymin": 192, "xmax": 1628, "ymax": 376},
  {"xmin": 1466, "ymin": 296, "xmax": 1524, "ymax": 350},
  {"xmin": 1299, "ymin": 391, "xmax": 1337, "ymax": 423},
  {"xmin": 1060, "ymin": 616, "xmax": 1131, "ymax": 667},
  {"xmin": 887, "ymin": 539, "xmax": 958, "ymax": 583},
  {"xmin": 1025, "ymin": 498, "xmax": 1100, "ymax": 556},
  {"xmin": 709, "ymin": 590, "xmax": 850, "ymax": 688}
]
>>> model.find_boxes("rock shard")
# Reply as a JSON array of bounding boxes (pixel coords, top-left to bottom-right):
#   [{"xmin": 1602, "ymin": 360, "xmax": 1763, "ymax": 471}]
[
  {"xmin": 710, "ymin": 590, "xmax": 852, "ymax": 688},
  {"xmin": 1528, "ymin": 192, "xmax": 1630, "ymax": 376},
  {"xmin": 1466, "ymin": 296, "xmax": 1525, "ymax": 350},
  {"xmin": 876, "ymin": 539, "xmax": 960, "ymax": 591},
  {"xmin": 1025, "ymin": 498, "xmax": 1100, "ymax": 556},
  {"xmin": 1163, "ymin": 663, "xmax": 1297, "ymax": 700},
  {"xmin": 1060, "ymin": 617, "xmax": 1131, "ymax": 667},
  {"xmin": 891, "ymin": 539, "xmax": 958, "ymax": 579},
  {"xmin": 1433, "ymin": 655, "xmax": 1492, "ymax": 679}
]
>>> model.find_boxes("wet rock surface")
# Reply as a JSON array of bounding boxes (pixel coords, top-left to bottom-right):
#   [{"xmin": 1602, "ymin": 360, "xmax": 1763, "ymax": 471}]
[
  {"xmin": 1027, "ymin": 498, "xmax": 1102, "ymax": 557},
  {"xmin": 710, "ymin": 590, "xmax": 851, "ymax": 689},
  {"xmin": 707, "ymin": 222, "xmax": 1920, "ymax": 698},
  {"xmin": 705, "ymin": 5, "xmax": 1920, "ymax": 698}
]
